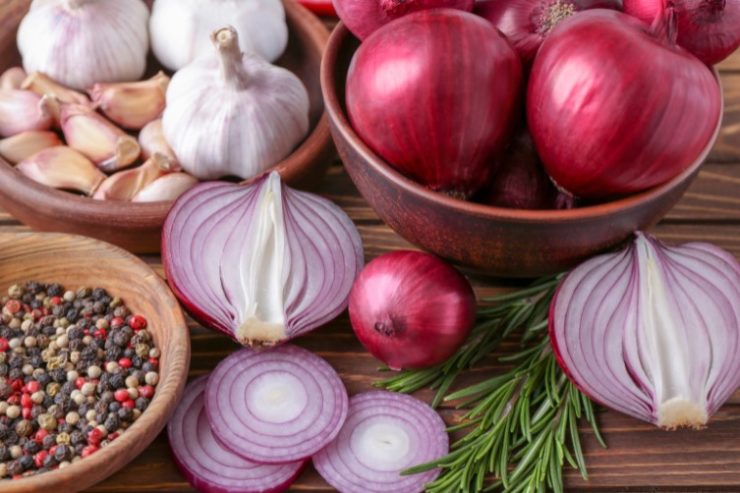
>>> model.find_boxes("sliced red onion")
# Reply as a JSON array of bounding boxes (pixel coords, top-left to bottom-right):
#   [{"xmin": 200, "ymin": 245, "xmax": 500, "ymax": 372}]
[
  {"xmin": 168, "ymin": 376, "xmax": 306, "ymax": 493},
  {"xmin": 205, "ymin": 345, "xmax": 349, "ymax": 463},
  {"xmin": 550, "ymin": 232, "xmax": 740, "ymax": 429},
  {"xmin": 162, "ymin": 171, "xmax": 364, "ymax": 347},
  {"xmin": 313, "ymin": 391, "xmax": 448, "ymax": 493}
]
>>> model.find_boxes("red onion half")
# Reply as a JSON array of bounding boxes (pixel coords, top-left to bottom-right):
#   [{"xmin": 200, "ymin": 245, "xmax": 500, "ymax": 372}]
[
  {"xmin": 346, "ymin": 9, "xmax": 522, "ymax": 199},
  {"xmin": 313, "ymin": 391, "xmax": 449, "ymax": 493},
  {"xmin": 168, "ymin": 376, "xmax": 306, "ymax": 493},
  {"xmin": 162, "ymin": 172, "xmax": 364, "ymax": 348},
  {"xmin": 527, "ymin": 9, "xmax": 721, "ymax": 199},
  {"xmin": 550, "ymin": 232, "xmax": 740, "ymax": 429},
  {"xmin": 205, "ymin": 345, "xmax": 349, "ymax": 463}
]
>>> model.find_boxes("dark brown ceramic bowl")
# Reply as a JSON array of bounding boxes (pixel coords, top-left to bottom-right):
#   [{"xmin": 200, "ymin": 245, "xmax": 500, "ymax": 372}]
[
  {"xmin": 321, "ymin": 23, "xmax": 724, "ymax": 278},
  {"xmin": 0, "ymin": 0, "xmax": 333, "ymax": 254}
]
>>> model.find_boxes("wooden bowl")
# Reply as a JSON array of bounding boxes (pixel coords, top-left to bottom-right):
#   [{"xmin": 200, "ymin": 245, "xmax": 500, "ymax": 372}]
[
  {"xmin": 321, "ymin": 23, "xmax": 724, "ymax": 278},
  {"xmin": 0, "ymin": 0, "xmax": 333, "ymax": 254},
  {"xmin": 0, "ymin": 231, "xmax": 189, "ymax": 493}
]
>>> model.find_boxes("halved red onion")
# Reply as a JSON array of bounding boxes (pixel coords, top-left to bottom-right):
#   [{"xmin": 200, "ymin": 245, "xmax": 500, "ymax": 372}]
[
  {"xmin": 313, "ymin": 391, "xmax": 448, "ymax": 493},
  {"xmin": 162, "ymin": 171, "xmax": 364, "ymax": 347},
  {"xmin": 550, "ymin": 232, "xmax": 740, "ymax": 429},
  {"xmin": 168, "ymin": 376, "xmax": 306, "ymax": 493},
  {"xmin": 205, "ymin": 345, "xmax": 349, "ymax": 463}
]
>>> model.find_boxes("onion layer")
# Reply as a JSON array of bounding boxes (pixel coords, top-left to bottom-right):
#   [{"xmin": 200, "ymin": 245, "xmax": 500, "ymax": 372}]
[
  {"xmin": 313, "ymin": 391, "xmax": 448, "ymax": 493},
  {"xmin": 550, "ymin": 232, "xmax": 740, "ymax": 429}
]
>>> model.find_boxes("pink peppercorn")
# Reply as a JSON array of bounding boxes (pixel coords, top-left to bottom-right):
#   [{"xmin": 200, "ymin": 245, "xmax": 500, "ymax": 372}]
[
  {"xmin": 81, "ymin": 445, "xmax": 98, "ymax": 457},
  {"xmin": 88, "ymin": 428, "xmax": 104, "ymax": 445},
  {"xmin": 114, "ymin": 389, "xmax": 130, "ymax": 402},
  {"xmin": 118, "ymin": 358, "xmax": 132, "ymax": 369},
  {"xmin": 26, "ymin": 381, "xmax": 40, "ymax": 393},
  {"xmin": 4, "ymin": 300, "xmax": 21, "ymax": 314},
  {"xmin": 129, "ymin": 315, "xmax": 147, "ymax": 331},
  {"xmin": 20, "ymin": 394, "xmax": 32, "ymax": 409},
  {"xmin": 122, "ymin": 399, "xmax": 136, "ymax": 410},
  {"xmin": 22, "ymin": 408, "xmax": 31, "ymax": 420},
  {"xmin": 49, "ymin": 296, "xmax": 62, "ymax": 306},
  {"xmin": 34, "ymin": 451, "xmax": 47, "ymax": 467},
  {"xmin": 138, "ymin": 385, "xmax": 154, "ymax": 399},
  {"xmin": 111, "ymin": 317, "xmax": 125, "ymax": 329},
  {"xmin": 0, "ymin": 338, "xmax": 8, "ymax": 352},
  {"xmin": 34, "ymin": 429, "xmax": 48, "ymax": 443}
]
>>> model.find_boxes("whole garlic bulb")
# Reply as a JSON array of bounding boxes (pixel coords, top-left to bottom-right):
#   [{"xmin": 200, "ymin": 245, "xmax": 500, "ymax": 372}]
[
  {"xmin": 150, "ymin": 0, "xmax": 288, "ymax": 70},
  {"xmin": 17, "ymin": 0, "xmax": 149, "ymax": 91},
  {"xmin": 162, "ymin": 26, "xmax": 310, "ymax": 181}
]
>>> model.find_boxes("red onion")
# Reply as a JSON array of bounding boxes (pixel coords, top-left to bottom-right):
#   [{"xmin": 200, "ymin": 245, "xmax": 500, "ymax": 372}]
[
  {"xmin": 168, "ymin": 376, "xmax": 306, "ymax": 493},
  {"xmin": 313, "ymin": 391, "xmax": 449, "ymax": 493},
  {"xmin": 476, "ymin": 0, "xmax": 623, "ymax": 66},
  {"xmin": 162, "ymin": 172, "xmax": 364, "ymax": 348},
  {"xmin": 550, "ymin": 232, "xmax": 740, "ymax": 429},
  {"xmin": 346, "ymin": 9, "xmax": 522, "ymax": 199},
  {"xmin": 205, "ymin": 345, "xmax": 349, "ymax": 463},
  {"xmin": 348, "ymin": 251, "xmax": 475, "ymax": 370},
  {"xmin": 334, "ymin": 0, "xmax": 473, "ymax": 40},
  {"xmin": 527, "ymin": 8, "xmax": 722, "ymax": 199},
  {"xmin": 624, "ymin": 0, "xmax": 740, "ymax": 65}
]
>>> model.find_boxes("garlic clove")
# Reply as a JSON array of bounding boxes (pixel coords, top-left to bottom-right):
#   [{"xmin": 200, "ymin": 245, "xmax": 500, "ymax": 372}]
[
  {"xmin": 0, "ymin": 89, "xmax": 54, "ymax": 137},
  {"xmin": 139, "ymin": 119, "xmax": 179, "ymax": 167},
  {"xmin": 16, "ymin": 146, "xmax": 105, "ymax": 195},
  {"xmin": 132, "ymin": 172, "xmax": 199, "ymax": 202},
  {"xmin": 0, "ymin": 130, "xmax": 62, "ymax": 164},
  {"xmin": 21, "ymin": 71, "xmax": 90, "ymax": 105},
  {"xmin": 0, "ymin": 67, "xmax": 28, "ymax": 90},
  {"xmin": 93, "ymin": 153, "xmax": 176, "ymax": 201},
  {"xmin": 89, "ymin": 71, "xmax": 170, "ymax": 130},
  {"xmin": 60, "ymin": 103, "xmax": 141, "ymax": 172}
]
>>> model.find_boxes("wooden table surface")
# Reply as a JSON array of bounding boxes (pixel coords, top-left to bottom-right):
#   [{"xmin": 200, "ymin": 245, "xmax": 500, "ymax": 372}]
[{"xmin": 1, "ymin": 48, "xmax": 738, "ymax": 493}]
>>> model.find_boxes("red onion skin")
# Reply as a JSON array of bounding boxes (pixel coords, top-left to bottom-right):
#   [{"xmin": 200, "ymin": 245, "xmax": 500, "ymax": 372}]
[
  {"xmin": 346, "ymin": 9, "xmax": 522, "ymax": 199},
  {"xmin": 348, "ymin": 250, "xmax": 476, "ymax": 370},
  {"xmin": 334, "ymin": 0, "xmax": 474, "ymax": 40},
  {"xmin": 623, "ymin": 0, "xmax": 740, "ymax": 65},
  {"xmin": 527, "ymin": 9, "xmax": 721, "ymax": 199}
]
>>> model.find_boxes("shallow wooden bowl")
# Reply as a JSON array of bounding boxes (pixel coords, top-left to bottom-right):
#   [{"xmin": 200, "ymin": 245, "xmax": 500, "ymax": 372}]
[
  {"xmin": 0, "ymin": 232, "xmax": 189, "ymax": 493},
  {"xmin": 0, "ymin": 0, "xmax": 332, "ymax": 253},
  {"xmin": 321, "ymin": 23, "xmax": 724, "ymax": 278}
]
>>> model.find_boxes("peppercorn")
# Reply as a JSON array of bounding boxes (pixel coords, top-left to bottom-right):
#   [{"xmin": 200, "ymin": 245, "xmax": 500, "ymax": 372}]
[
  {"xmin": 23, "ymin": 440, "xmax": 40, "ymax": 454},
  {"xmin": 54, "ymin": 444, "xmax": 71, "ymax": 462},
  {"xmin": 18, "ymin": 454, "xmax": 33, "ymax": 470},
  {"xmin": 42, "ymin": 434, "xmax": 56, "ymax": 450},
  {"xmin": 7, "ymin": 459, "xmax": 23, "ymax": 476},
  {"xmin": 117, "ymin": 407, "xmax": 132, "ymax": 422},
  {"xmin": 15, "ymin": 420, "xmax": 32, "ymax": 437}
]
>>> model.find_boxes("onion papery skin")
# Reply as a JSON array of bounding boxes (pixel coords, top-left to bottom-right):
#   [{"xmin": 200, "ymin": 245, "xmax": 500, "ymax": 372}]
[
  {"xmin": 313, "ymin": 391, "xmax": 449, "ymax": 493},
  {"xmin": 348, "ymin": 251, "xmax": 476, "ymax": 370},
  {"xmin": 162, "ymin": 172, "xmax": 364, "ymax": 348},
  {"xmin": 334, "ymin": 0, "xmax": 474, "ymax": 40},
  {"xmin": 527, "ymin": 9, "xmax": 721, "ymax": 199},
  {"xmin": 205, "ymin": 346, "xmax": 349, "ymax": 463},
  {"xmin": 623, "ymin": 0, "xmax": 740, "ymax": 65},
  {"xmin": 475, "ymin": 0, "xmax": 623, "ymax": 66},
  {"xmin": 168, "ymin": 376, "xmax": 306, "ymax": 493},
  {"xmin": 549, "ymin": 232, "xmax": 740, "ymax": 429},
  {"xmin": 346, "ymin": 9, "xmax": 522, "ymax": 199}
]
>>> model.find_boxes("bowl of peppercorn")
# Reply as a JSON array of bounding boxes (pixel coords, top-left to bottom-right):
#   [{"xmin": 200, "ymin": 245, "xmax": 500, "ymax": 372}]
[{"xmin": 0, "ymin": 231, "xmax": 189, "ymax": 492}]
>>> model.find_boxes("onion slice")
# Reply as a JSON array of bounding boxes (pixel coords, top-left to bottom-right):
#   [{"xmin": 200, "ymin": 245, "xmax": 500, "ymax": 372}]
[
  {"xmin": 168, "ymin": 376, "xmax": 306, "ymax": 493},
  {"xmin": 550, "ymin": 232, "xmax": 740, "ymax": 429},
  {"xmin": 313, "ymin": 391, "xmax": 448, "ymax": 493},
  {"xmin": 205, "ymin": 345, "xmax": 349, "ymax": 463}
]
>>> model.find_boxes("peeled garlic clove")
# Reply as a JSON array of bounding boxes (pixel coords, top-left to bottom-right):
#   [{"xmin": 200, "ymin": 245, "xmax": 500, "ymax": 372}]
[
  {"xmin": 0, "ymin": 90, "xmax": 54, "ymax": 137},
  {"xmin": 139, "ymin": 119, "xmax": 179, "ymax": 166},
  {"xmin": 60, "ymin": 103, "xmax": 141, "ymax": 172},
  {"xmin": 93, "ymin": 153, "xmax": 176, "ymax": 201},
  {"xmin": 16, "ymin": 146, "xmax": 105, "ymax": 195},
  {"xmin": 0, "ymin": 67, "xmax": 27, "ymax": 90},
  {"xmin": 21, "ymin": 71, "xmax": 90, "ymax": 105},
  {"xmin": 0, "ymin": 130, "xmax": 62, "ymax": 164},
  {"xmin": 89, "ymin": 72, "xmax": 170, "ymax": 130},
  {"xmin": 132, "ymin": 172, "xmax": 199, "ymax": 202}
]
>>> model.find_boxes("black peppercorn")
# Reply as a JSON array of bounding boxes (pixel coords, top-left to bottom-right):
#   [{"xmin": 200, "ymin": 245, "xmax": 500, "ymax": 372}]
[
  {"xmin": 0, "ymin": 363, "xmax": 8, "ymax": 377},
  {"xmin": 80, "ymin": 347, "xmax": 96, "ymax": 361},
  {"xmin": 42, "ymin": 395, "xmax": 53, "ymax": 408},
  {"xmin": 135, "ymin": 397, "xmax": 148, "ymax": 411},
  {"xmin": 109, "ymin": 373, "xmax": 125, "ymax": 389},
  {"xmin": 21, "ymin": 293, "xmax": 34, "ymax": 304},
  {"xmin": 8, "ymin": 460, "xmax": 23, "ymax": 476},
  {"xmin": 30, "ymin": 405, "xmax": 44, "ymax": 420},
  {"xmin": 108, "ymin": 401, "xmax": 121, "ymax": 413},
  {"xmin": 65, "ymin": 309, "xmax": 78, "ymax": 322},
  {"xmin": 70, "ymin": 431, "xmax": 85, "ymax": 446},
  {"xmin": 0, "ymin": 444, "xmax": 8, "ymax": 461},
  {"xmin": 117, "ymin": 407, "xmax": 132, "ymax": 422},
  {"xmin": 47, "ymin": 284, "xmax": 62, "ymax": 297},
  {"xmin": 5, "ymin": 431, "xmax": 18, "ymax": 445},
  {"xmin": 23, "ymin": 440, "xmax": 40, "ymax": 454},
  {"xmin": 50, "ymin": 368, "xmax": 66, "ymax": 382},
  {"xmin": 8, "ymin": 368, "xmax": 23, "ymax": 380},
  {"xmin": 104, "ymin": 413, "xmax": 119, "ymax": 432},
  {"xmin": 8, "ymin": 354, "xmax": 22, "ymax": 369},
  {"xmin": 51, "ymin": 305, "xmax": 65, "ymax": 317},
  {"xmin": 42, "ymin": 434, "xmax": 56, "ymax": 450},
  {"xmin": 105, "ymin": 346, "xmax": 123, "ymax": 361},
  {"xmin": 54, "ymin": 444, "xmax": 71, "ymax": 462},
  {"xmin": 141, "ymin": 362, "xmax": 155, "ymax": 373},
  {"xmin": 36, "ymin": 372, "xmax": 50, "ymax": 387},
  {"xmin": 57, "ymin": 422, "xmax": 72, "ymax": 434},
  {"xmin": 0, "ymin": 381, "xmax": 12, "ymax": 399},
  {"xmin": 94, "ymin": 400, "xmax": 108, "ymax": 415},
  {"xmin": 67, "ymin": 326, "xmax": 83, "ymax": 340},
  {"xmin": 19, "ymin": 454, "xmax": 34, "ymax": 470},
  {"xmin": 42, "ymin": 454, "xmax": 56, "ymax": 468}
]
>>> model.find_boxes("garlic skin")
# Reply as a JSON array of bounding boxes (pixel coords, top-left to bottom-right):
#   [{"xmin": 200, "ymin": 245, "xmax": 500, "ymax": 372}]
[
  {"xmin": 133, "ymin": 172, "xmax": 199, "ymax": 202},
  {"xmin": 16, "ymin": 146, "xmax": 105, "ymax": 195},
  {"xmin": 22, "ymin": 72, "xmax": 89, "ymax": 105},
  {"xmin": 89, "ymin": 72, "xmax": 170, "ymax": 130},
  {"xmin": 0, "ymin": 131, "xmax": 62, "ymax": 164},
  {"xmin": 0, "ymin": 90, "xmax": 53, "ymax": 137},
  {"xmin": 17, "ymin": 0, "xmax": 149, "ymax": 91},
  {"xmin": 163, "ymin": 27, "xmax": 309, "ymax": 181},
  {"xmin": 93, "ymin": 154, "xmax": 177, "ymax": 201},
  {"xmin": 150, "ymin": 0, "xmax": 288, "ymax": 70},
  {"xmin": 139, "ymin": 119, "xmax": 178, "ymax": 167},
  {"xmin": 0, "ymin": 68, "xmax": 27, "ymax": 91}
]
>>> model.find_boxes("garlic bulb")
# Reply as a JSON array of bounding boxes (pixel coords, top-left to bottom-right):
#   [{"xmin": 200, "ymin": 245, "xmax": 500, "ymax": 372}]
[
  {"xmin": 150, "ymin": 0, "xmax": 288, "ymax": 70},
  {"xmin": 17, "ymin": 0, "xmax": 149, "ymax": 91},
  {"xmin": 162, "ymin": 27, "xmax": 310, "ymax": 181}
]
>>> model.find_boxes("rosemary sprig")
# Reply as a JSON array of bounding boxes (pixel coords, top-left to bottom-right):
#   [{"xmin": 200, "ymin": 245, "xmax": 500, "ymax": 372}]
[{"xmin": 375, "ymin": 275, "xmax": 605, "ymax": 492}]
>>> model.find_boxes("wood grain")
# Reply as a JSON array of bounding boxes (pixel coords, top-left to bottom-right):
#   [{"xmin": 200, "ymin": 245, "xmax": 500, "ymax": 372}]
[{"xmin": 708, "ymin": 75, "xmax": 740, "ymax": 163}]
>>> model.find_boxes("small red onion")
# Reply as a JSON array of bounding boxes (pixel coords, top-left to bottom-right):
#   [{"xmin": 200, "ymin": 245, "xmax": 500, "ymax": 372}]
[
  {"xmin": 346, "ymin": 9, "xmax": 522, "ymax": 199},
  {"xmin": 550, "ymin": 232, "xmax": 740, "ymax": 429},
  {"xmin": 313, "ymin": 391, "xmax": 449, "ymax": 493},
  {"xmin": 168, "ymin": 376, "xmax": 306, "ymax": 493},
  {"xmin": 162, "ymin": 172, "xmax": 364, "ymax": 348},
  {"xmin": 527, "ymin": 8, "xmax": 721, "ymax": 199},
  {"xmin": 205, "ymin": 345, "xmax": 349, "ymax": 463}
]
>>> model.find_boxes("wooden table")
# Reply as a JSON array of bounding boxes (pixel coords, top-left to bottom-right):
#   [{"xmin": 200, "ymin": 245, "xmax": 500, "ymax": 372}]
[{"xmin": 1, "ymin": 52, "xmax": 738, "ymax": 493}]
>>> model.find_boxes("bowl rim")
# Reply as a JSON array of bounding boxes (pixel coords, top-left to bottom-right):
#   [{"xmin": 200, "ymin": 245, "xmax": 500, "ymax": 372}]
[{"xmin": 321, "ymin": 22, "xmax": 725, "ymax": 224}]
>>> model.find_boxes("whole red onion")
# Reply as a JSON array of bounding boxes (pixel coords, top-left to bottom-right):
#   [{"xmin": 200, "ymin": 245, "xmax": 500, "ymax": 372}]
[
  {"xmin": 346, "ymin": 9, "xmax": 522, "ymax": 199},
  {"xmin": 527, "ymin": 8, "xmax": 721, "ymax": 199},
  {"xmin": 348, "ymin": 251, "xmax": 476, "ymax": 370},
  {"xmin": 624, "ymin": 0, "xmax": 740, "ymax": 65}
]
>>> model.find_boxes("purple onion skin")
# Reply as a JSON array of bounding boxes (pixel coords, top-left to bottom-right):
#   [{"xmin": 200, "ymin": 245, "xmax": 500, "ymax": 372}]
[
  {"xmin": 624, "ymin": 0, "xmax": 740, "ymax": 65},
  {"xmin": 347, "ymin": 9, "xmax": 522, "ymax": 199},
  {"xmin": 527, "ymin": 9, "xmax": 721, "ymax": 199},
  {"xmin": 335, "ymin": 0, "xmax": 474, "ymax": 40}
]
